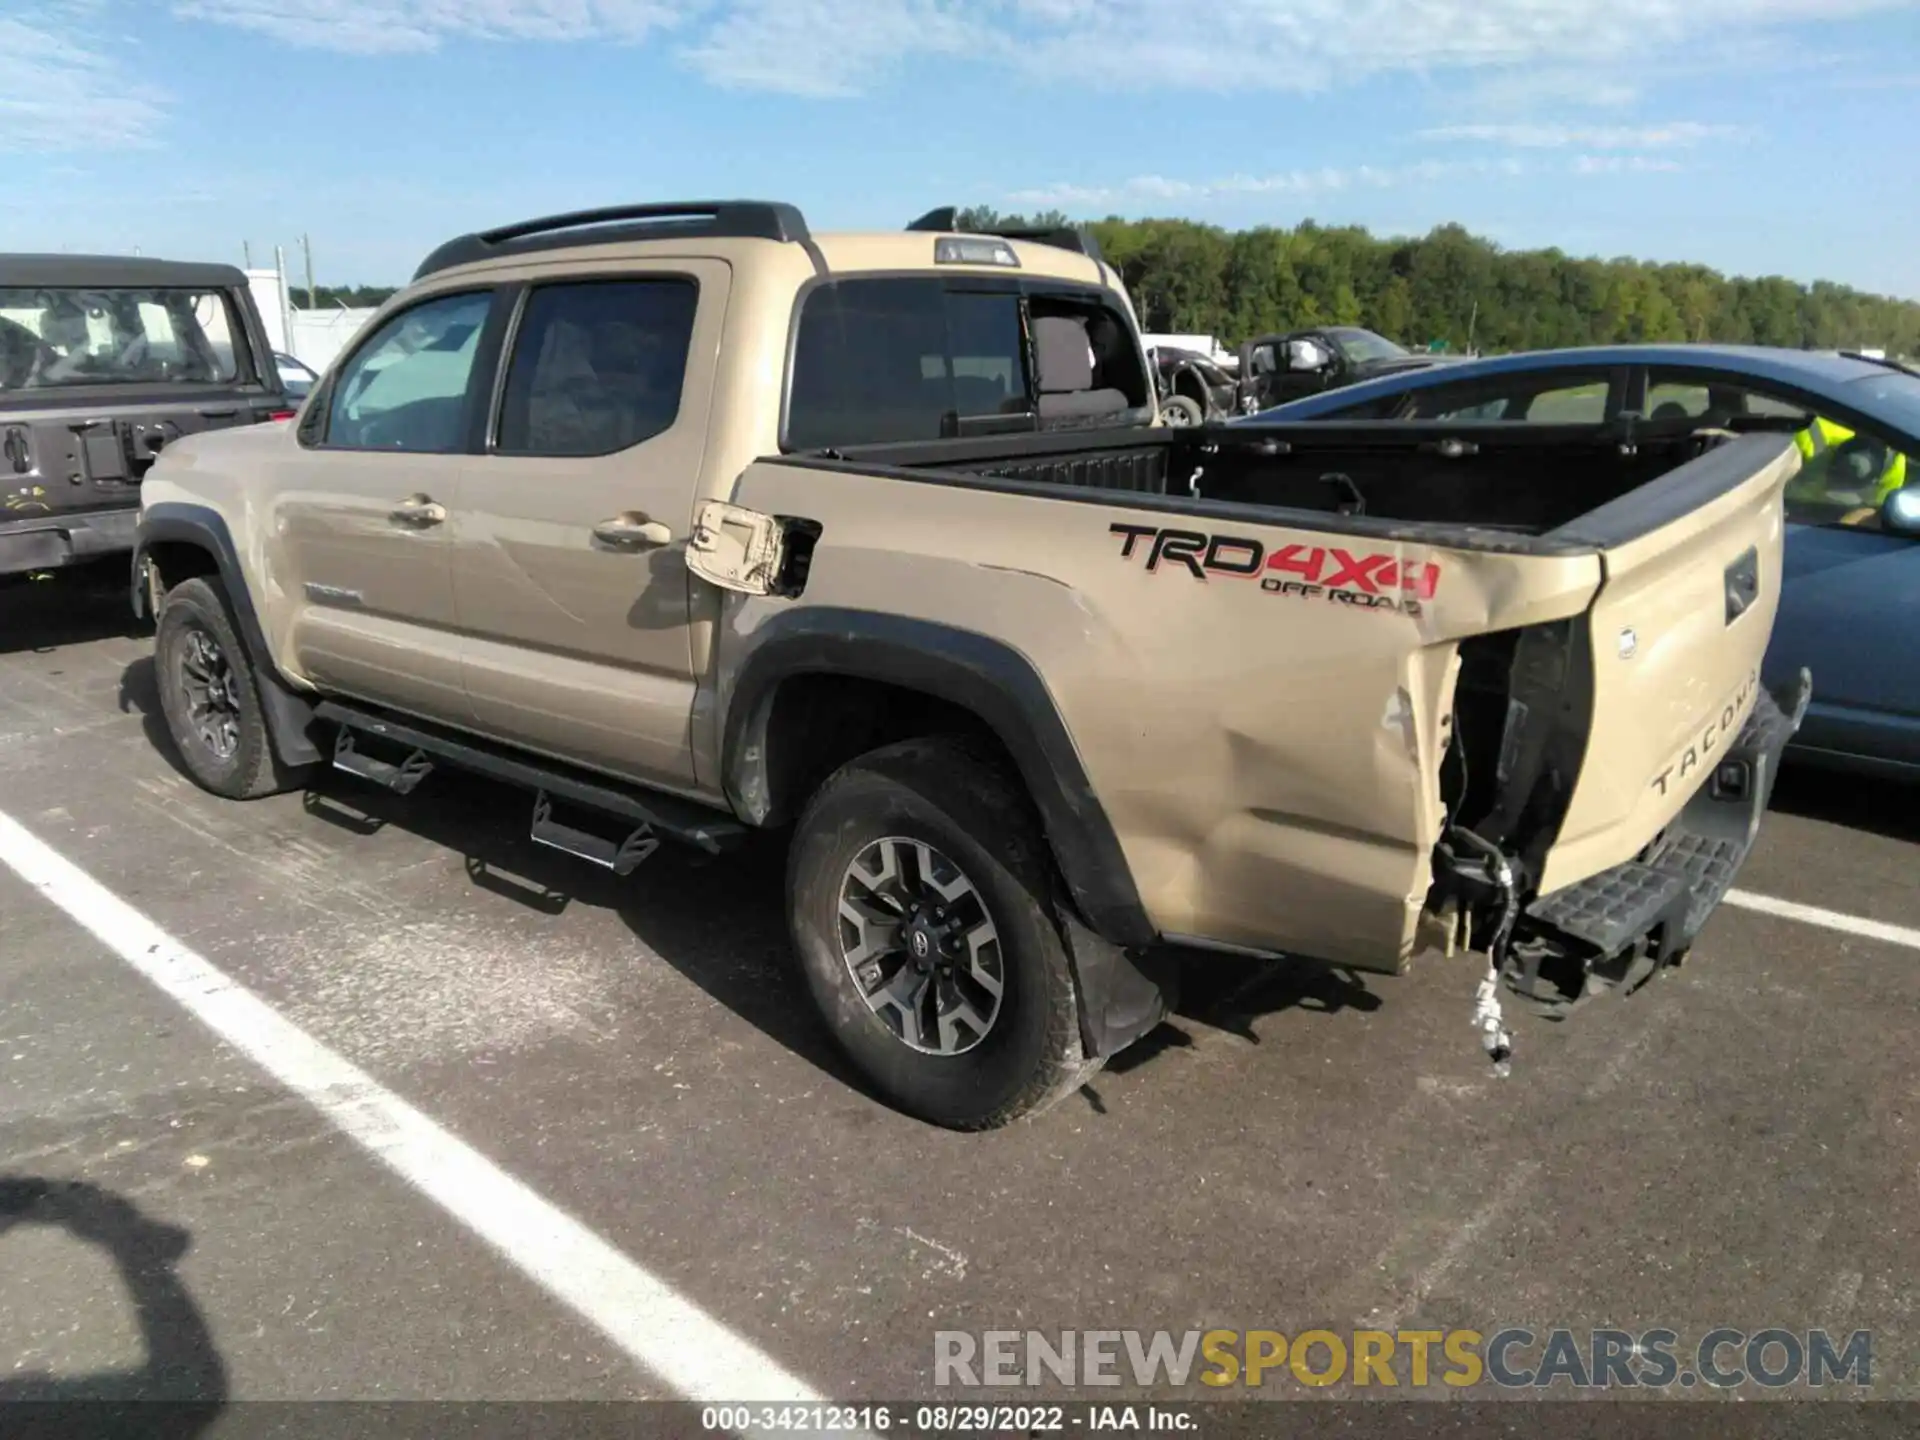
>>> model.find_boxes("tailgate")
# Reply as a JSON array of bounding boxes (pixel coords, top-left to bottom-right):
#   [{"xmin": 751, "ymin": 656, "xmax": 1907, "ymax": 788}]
[
  {"xmin": 1537, "ymin": 434, "xmax": 1798, "ymax": 894},
  {"xmin": 2, "ymin": 394, "xmax": 285, "ymax": 522}
]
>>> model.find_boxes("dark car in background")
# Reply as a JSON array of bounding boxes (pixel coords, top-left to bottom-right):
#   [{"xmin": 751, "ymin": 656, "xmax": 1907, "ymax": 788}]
[
  {"xmin": 274, "ymin": 349, "xmax": 320, "ymax": 400},
  {"xmin": 1150, "ymin": 343, "xmax": 1241, "ymax": 425},
  {"xmin": 0, "ymin": 254, "xmax": 292, "ymax": 584},
  {"xmin": 1250, "ymin": 344, "xmax": 1920, "ymax": 779},
  {"xmin": 1237, "ymin": 325, "xmax": 1460, "ymax": 411}
]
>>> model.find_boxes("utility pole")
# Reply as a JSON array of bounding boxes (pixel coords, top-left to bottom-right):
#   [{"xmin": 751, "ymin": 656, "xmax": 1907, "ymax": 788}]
[
  {"xmin": 274, "ymin": 244, "xmax": 292, "ymax": 356},
  {"xmin": 243, "ymin": 240, "xmax": 253, "ymax": 269},
  {"xmin": 302, "ymin": 233, "xmax": 316, "ymax": 310}
]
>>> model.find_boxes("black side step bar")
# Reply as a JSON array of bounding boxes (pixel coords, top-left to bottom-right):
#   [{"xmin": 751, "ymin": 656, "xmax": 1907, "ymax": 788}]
[
  {"xmin": 530, "ymin": 791, "xmax": 660, "ymax": 876},
  {"xmin": 312, "ymin": 700, "xmax": 747, "ymax": 856},
  {"xmin": 332, "ymin": 727, "xmax": 434, "ymax": 795}
]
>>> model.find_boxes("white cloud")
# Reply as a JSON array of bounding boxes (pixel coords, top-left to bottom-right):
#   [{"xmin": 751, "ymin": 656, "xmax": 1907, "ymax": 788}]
[
  {"xmin": 1464, "ymin": 67, "xmax": 1644, "ymax": 112},
  {"xmin": 1421, "ymin": 121, "xmax": 1745, "ymax": 148},
  {"xmin": 681, "ymin": 0, "xmax": 980, "ymax": 97},
  {"xmin": 1572, "ymin": 154, "xmax": 1687, "ymax": 173},
  {"xmin": 0, "ymin": 11, "xmax": 169, "ymax": 152},
  {"xmin": 172, "ymin": 0, "xmax": 688, "ymax": 54},
  {"xmin": 1007, "ymin": 158, "xmax": 1534, "ymax": 209},
  {"xmin": 989, "ymin": 0, "xmax": 1913, "ymax": 94},
  {"xmin": 1006, "ymin": 152, "xmax": 1705, "ymax": 211},
  {"xmin": 164, "ymin": 0, "xmax": 1920, "ymax": 97}
]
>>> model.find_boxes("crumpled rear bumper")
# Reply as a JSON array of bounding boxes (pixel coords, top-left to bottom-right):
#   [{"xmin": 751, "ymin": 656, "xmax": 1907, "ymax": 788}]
[
  {"xmin": 1505, "ymin": 667, "xmax": 1812, "ymax": 1013},
  {"xmin": 0, "ymin": 507, "xmax": 139, "ymax": 577}
]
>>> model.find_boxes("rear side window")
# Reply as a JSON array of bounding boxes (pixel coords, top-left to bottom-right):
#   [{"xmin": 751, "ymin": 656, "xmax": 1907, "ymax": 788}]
[
  {"xmin": 1405, "ymin": 372, "xmax": 1615, "ymax": 423},
  {"xmin": 787, "ymin": 279, "xmax": 1028, "ymax": 450},
  {"xmin": 497, "ymin": 278, "xmax": 699, "ymax": 457},
  {"xmin": 1642, "ymin": 370, "xmax": 1813, "ymax": 427}
]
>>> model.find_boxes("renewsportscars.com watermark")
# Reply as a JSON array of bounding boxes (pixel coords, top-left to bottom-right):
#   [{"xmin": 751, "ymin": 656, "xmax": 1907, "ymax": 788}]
[{"xmin": 934, "ymin": 1328, "xmax": 1873, "ymax": 1391}]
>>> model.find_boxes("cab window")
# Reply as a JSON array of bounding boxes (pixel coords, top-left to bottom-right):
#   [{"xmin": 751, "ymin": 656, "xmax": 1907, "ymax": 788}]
[
  {"xmin": 496, "ymin": 278, "xmax": 698, "ymax": 457},
  {"xmin": 787, "ymin": 280, "xmax": 1024, "ymax": 450},
  {"xmin": 785, "ymin": 278, "xmax": 1145, "ymax": 450},
  {"xmin": 322, "ymin": 290, "xmax": 493, "ymax": 452}
]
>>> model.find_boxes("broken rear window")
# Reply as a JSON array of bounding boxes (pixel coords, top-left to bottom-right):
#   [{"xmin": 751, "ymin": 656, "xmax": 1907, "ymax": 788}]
[{"xmin": 0, "ymin": 286, "xmax": 242, "ymax": 389}]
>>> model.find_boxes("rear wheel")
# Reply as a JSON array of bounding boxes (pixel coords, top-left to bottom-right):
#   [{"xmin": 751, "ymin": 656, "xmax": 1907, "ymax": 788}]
[
  {"xmin": 154, "ymin": 577, "xmax": 314, "ymax": 800},
  {"xmin": 786, "ymin": 735, "xmax": 1099, "ymax": 1129}
]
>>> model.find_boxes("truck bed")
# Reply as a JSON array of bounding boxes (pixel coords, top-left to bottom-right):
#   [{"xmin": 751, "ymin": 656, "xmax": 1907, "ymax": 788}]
[{"xmin": 816, "ymin": 419, "xmax": 1744, "ymax": 552}]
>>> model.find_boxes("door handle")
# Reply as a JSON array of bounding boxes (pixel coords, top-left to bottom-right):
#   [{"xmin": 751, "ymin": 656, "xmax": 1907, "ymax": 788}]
[
  {"xmin": 389, "ymin": 494, "xmax": 447, "ymax": 528},
  {"xmin": 592, "ymin": 513, "xmax": 673, "ymax": 550}
]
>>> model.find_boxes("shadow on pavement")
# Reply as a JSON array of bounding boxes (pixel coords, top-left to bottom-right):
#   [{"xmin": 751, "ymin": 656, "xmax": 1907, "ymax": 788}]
[
  {"xmin": 1103, "ymin": 955, "xmax": 1381, "ymax": 1080},
  {"xmin": 0, "ymin": 1176, "xmax": 225, "ymax": 1433},
  {"xmin": 110, "ymin": 667, "xmax": 1371, "ymax": 1117},
  {"xmin": 305, "ymin": 754, "xmax": 1382, "ymax": 1117},
  {"xmin": 118, "ymin": 654, "xmax": 204, "ymax": 787},
  {"xmin": 282, "ymin": 759, "xmax": 874, "ymax": 1099},
  {"xmin": 0, "ymin": 562, "xmax": 149, "ymax": 657},
  {"xmin": 1769, "ymin": 761, "xmax": 1920, "ymax": 845}
]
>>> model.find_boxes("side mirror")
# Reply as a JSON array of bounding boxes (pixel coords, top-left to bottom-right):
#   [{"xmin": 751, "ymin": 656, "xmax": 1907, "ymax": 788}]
[{"xmin": 1882, "ymin": 486, "xmax": 1920, "ymax": 537}]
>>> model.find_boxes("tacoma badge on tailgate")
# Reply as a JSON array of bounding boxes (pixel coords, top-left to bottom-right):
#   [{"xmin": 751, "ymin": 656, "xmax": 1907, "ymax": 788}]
[{"xmin": 1650, "ymin": 668, "xmax": 1759, "ymax": 797}]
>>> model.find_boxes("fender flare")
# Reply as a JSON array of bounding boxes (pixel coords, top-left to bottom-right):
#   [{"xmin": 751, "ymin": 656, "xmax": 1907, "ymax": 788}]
[
  {"xmin": 132, "ymin": 503, "xmax": 323, "ymax": 767},
  {"xmin": 720, "ymin": 609, "xmax": 1173, "ymax": 1058}
]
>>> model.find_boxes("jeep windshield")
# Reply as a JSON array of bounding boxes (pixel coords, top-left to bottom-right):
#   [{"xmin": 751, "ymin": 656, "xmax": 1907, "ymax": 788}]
[{"xmin": 0, "ymin": 285, "xmax": 243, "ymax": 389}]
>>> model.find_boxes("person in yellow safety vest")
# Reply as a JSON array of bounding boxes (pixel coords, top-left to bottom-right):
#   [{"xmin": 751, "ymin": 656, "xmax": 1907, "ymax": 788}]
[{"xmin": 1790, "ymin": 413, "xmax": 1910, "ymax": 524}]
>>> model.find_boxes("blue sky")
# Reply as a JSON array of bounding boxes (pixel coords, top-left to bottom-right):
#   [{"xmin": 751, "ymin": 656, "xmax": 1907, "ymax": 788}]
[{"xmin": 7, "ymin": 0, "xmax": 1920, "ymax": 297}]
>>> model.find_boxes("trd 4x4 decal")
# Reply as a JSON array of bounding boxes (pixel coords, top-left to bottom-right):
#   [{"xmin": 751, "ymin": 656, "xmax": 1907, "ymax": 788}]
[{"xmin": 1110, "ymin": 523, "xmax": 1440, "ymax": 616}]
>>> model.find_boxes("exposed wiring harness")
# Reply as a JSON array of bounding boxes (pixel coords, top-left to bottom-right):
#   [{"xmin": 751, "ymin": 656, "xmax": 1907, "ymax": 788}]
[{"xmin": 1445, "ymin": 824, "xmax": 1518, "ymax": 1078}]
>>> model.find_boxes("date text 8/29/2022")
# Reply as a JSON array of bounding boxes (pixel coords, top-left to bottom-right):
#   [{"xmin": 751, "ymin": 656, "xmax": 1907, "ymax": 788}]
[{"xmin": 700, "ymin": 1404, "xmax": 1196, "ymax": 1432}]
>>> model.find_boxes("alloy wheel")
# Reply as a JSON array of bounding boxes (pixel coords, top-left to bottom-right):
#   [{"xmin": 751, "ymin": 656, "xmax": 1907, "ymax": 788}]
[
  {"xmin": 177, "ymin": 626, "xmax": 242, "ymax": 762},
  {"xmin": 837, "ymin": 836, "xmax": 1004, "ymax": 1055}
]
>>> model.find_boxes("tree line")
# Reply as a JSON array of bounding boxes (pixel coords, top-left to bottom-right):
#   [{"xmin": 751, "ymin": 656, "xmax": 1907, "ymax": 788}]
[
  {"xmin": 959, "ymin": 207, "xmax": 1920, "ymax": 358},
  {"xmin": 306, "ymin": 212, "xmax": 1920, "ymax": 358}
]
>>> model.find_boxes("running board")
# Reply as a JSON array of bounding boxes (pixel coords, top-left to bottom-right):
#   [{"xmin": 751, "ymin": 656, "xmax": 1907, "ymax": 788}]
[
  {"xmin": 530, "ymin": 792, "xmax": 660, "ymax": 876},
  {"xmin": 332, "ymin": 727, "xmax": 434, "ymax": 795},
  {"xmin": 312, "ymin": 699, "xmax": 747, "ymax": 856}
]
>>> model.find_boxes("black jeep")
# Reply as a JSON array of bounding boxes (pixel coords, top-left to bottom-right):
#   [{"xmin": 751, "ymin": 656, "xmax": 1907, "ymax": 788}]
[{"xmin": 0, "ymin": 255, "xmax": 292, "ymax": 584}]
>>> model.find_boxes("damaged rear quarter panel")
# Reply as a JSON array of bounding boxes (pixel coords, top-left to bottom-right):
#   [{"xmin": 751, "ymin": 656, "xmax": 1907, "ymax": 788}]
[{"xmin": 711, "ymin": 461, "xmax": 1605, "ymax": 973}]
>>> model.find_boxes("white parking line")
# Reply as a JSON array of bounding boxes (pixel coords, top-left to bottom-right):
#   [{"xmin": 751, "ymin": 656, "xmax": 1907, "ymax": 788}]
[
  {"xmin": 1724, "ymin": 888, "xmax": 1920, "ymax": 952},
  {"xmin": 0, "ymin": 808, "xmax": 829, "ymax": 1416}
]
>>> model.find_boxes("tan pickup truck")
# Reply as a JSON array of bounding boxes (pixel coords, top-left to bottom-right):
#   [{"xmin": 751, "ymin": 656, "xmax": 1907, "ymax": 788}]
[{"xmin": 131, "ymin": 200, "xmax": 1810, "ymax": 1129}]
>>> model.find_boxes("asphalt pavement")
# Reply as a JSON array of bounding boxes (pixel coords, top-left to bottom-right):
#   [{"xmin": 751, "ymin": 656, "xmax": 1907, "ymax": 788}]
[{"xmin": 2, "ymin": 568, "xmax": 1916, "ymax": 1419}]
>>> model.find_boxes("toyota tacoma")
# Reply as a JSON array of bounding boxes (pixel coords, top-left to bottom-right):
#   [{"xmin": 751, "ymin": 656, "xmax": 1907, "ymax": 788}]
[{"xmin": 131, "ymin": 201, "xmax": 1808, "ymax": 1129}]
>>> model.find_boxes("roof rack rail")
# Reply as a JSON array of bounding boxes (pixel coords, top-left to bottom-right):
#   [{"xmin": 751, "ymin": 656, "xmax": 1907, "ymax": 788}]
[
  {"xmin": 906, "ymin": 207, "xmax": 1105, "ymax": 264},
  {"xmin": 413, "ymin": 200, "xmax": 812, "ymax": 281}
]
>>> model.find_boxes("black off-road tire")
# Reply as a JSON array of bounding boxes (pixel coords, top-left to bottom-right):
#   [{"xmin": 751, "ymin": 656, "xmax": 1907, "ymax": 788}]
[
  {"xmin": 154, "ymin": 577, "xmax": 316, "ymax": 800},
  {"xmin": 787, "ymin": 735, "xmax": 1102, "ymax": 1130}
]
